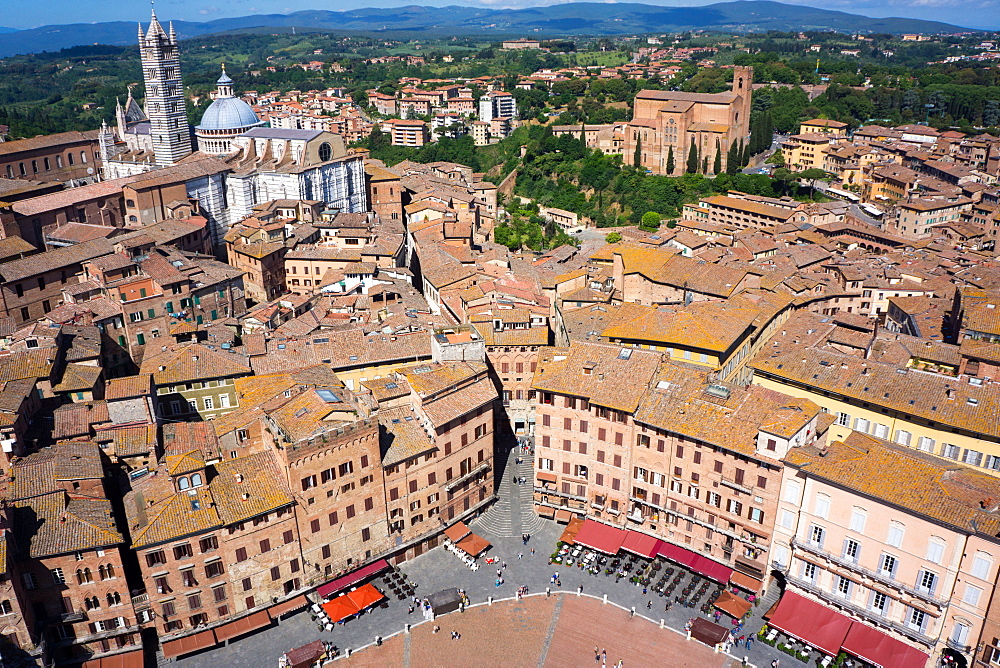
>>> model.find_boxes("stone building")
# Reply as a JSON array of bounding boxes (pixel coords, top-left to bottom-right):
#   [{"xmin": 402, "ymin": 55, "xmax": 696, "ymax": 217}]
[{"xmin": 624, "ymin": 67, "xmax": 753, "ymax": 175}]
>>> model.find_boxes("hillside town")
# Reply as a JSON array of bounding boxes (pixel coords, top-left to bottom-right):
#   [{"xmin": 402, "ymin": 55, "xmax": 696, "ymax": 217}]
[{"xmin": 2, "ymin": 9, "xmax": 1000, "ymax": 668}]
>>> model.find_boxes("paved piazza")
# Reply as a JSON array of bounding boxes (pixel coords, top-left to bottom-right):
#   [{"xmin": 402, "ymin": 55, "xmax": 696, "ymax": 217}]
[{"xmin": 176, "ymin": 456, "xmax": 778, "ymax": 667}]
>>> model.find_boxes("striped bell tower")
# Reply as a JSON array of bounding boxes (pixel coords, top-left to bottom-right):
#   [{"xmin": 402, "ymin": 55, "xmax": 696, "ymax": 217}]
[{"xmin": 139, "ymin": 10, "xmax": 192, "ymax": 165}]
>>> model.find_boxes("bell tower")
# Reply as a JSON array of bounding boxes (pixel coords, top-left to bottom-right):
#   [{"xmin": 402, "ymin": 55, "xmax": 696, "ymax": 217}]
[{"xmin": 138, "ymin": 10, "xmax": 192, "ymax": 166}]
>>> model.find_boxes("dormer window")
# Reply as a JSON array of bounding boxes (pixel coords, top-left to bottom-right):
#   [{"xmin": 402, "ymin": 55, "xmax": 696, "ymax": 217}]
[
  {"xmin": 178, "ymin": 477, "xmax": 190, "ymax": 490},
  {"xmin": 191, "ymin": 473, "xmax": 203, "ymax": 487}
]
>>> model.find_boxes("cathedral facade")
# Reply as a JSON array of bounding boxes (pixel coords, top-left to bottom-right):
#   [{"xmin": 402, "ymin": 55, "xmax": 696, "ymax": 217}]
[{"xmin": 99, "ymin": 11, "xmax": 367, "ymax": 251}]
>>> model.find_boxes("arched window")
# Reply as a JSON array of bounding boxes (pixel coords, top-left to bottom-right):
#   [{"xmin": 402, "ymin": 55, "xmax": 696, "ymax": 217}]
[
  {"xmin": 191, "ymin": 473, "xmax": 203, "ymax": 488},
  {"xmin": 80, "ymin": 152, "xmax": 87, "ymax": 164},
  {"xmin": 125, "ymin": 199, "xmax": 135, "ymax": 208},
  {"xmin": 738, "ymin": 77, "xmax": 744, "ymax": 90},
  {"xmin": 31, "ymin": 160, "xmax": 37, "ymax": 174},
  {"xmin": 178, "ymin": 477, "xmax": 190, "ymax": 490},
  {"xmin": 68, "ymin": 153, "xmax": 74, "ymax": 166},
  {"xmin": 98, "ymin": 565, "xmax": 106, "ymax": 580},
  {"xmin": 107, "ymin": 591, "xmax": 120, "ymax": 606},
  {"xmin": 83, "ymin": 568, "xmax": 91, "ymax": 583},
  {"xmin": 76, "ymin": 569, "xmax": 84, "ymax": 584},
  {"xmin": 4, "ymin": 166, "xmax": 12, "ymax": 178},
  {"xmin": 56, "ymin": 155, "xmax": 63, "ymax": 168},
  {"xmin": 106, "ymin": 564, "xmax": 114, "ymax": 578},
  {"xmin": 17, "ymin": 162, "xmax": 25, "ymax": 176},
  {"xmin": 43, "ymin": 157, "xmax": 50, "ymax": 171}
]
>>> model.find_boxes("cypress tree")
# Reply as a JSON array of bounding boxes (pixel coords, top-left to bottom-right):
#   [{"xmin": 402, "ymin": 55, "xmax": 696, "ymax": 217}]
[
  {"xmin": 702, "ymin": 156, "xmax": 708, "ymax": 173},
  {"xmin": 634, "ymin": 135, "xmax": 642, "ymax": 168},
  {"xmin": 742, "ymin": 140, "xmax": 751, "ymax": 167},
  {"xmin": 713, "ymin": 139, "xmax": 722, "ymax": 174},
  {"xmin": 726, "ymin": 140, "xmax": 739, "ymax": 175},
  {"xmin": 686, "ymin": 140, "xmax": 699, "ymax": 174},
  {"xmin": 736, "ymin": 139, "xmax": 745, "ymax": 167},
  {"xmin": 666, "ymin": 145, "xmax": 675, "ymax": 174}
]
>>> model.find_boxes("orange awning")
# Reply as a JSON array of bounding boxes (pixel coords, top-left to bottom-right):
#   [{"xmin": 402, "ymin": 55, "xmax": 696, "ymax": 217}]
[
  {"xmin": 161, "ymin": 629, "xmax": 218, "ymax": 658},
  {"xmin": 444, "ymin": 521, "xmax": 471, "ymax": 542},
  {"xmin": 559, "ymin": 515, "xmax": 585, "ymax": 544},
  {"xmin": 322, "ymin": 596, "xmax": 361, "ymax": 624},
  {"xmin": 730, "ymin": 571, "xmax": 763, "ymax": 592},
  {"xmin": 344, "ymin": 583, "xmax": 385, "ymax": 611},
  {"xmin": 214, "ymin": 610, "xmax": 271, "ymax": 642},
  {"xmin": 713, "ymin": 590, "xmax": 752, "ymax": 619},
  {"xmin": 536, "ymin": 472, "xmax": 557, "ymax": 484},
  {"xmin": 554, "ymin": 509, "xmax": 573, "ymax": 523},
  {"xmin": 269, "ymin": 595, "xmax": 308, "ymax": 619},
  {"xmin": 81, "ymin": 649, "xmax": 145, "ymax": 668},
  {"xmin": 456, "ymin": 532, "xmax": 491, "ymax": 556},
  {"xmin": 538, "ymin": 506, "xmax": 555, "ymax": 518}
]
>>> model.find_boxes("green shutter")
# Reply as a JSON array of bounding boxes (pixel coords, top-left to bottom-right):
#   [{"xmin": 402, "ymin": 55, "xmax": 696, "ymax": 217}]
[
  {"xmin": 194, "ymin": 295, "xmax": 201, "ymax": 305},
  {"xmin": 139, "ymin": 288, "xmax": 147, "ymax": 298},
  {"xmin": 117, "ymin": 335, "xmax": 126, "ymax": 346},
  {"xmin": 136, "ymin": 333, "xmax": 145, "ymax": 345},
  {"xmin": 147, "ymin": 309, "xmax": 155, "ymax": 318},
  {"xmin": 165, "ymin": 301, "xmax": 173, "ymax": 314},
  {"xmin": 196, "ymin": 315, "xmax": 203, "ymax": 325},
  {"xmin": 210, "ymin": 310, "xmax": 218, "ymax": 320}
]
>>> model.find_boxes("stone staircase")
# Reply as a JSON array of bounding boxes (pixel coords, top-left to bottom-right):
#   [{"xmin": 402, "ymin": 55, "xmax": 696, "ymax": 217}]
[{"xmin": 474, "ymin": 453, "xmax": 544, "ymax": 538}]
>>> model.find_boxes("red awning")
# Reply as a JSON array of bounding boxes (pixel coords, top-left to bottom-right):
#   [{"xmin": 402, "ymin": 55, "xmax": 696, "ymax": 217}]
[
  {"xmin": 444, "ymin": 521, "xmax": 472, "ymax": 543},
  {"xmin": 161, "ymin": 629, "xmax": 218, "ymax": 659},
  {"xmin": 214, "ymin": 610, "xmax": 271, "ymax": 642},
  {"xmin": 456, "ymin": 532, "xmax": 491, "ymax": 557},
  {"xmin": 322, "ymin": 597, "xmax": 361, "ymax": 624},
  {"xmin": 655, "ymin": 541, "xmax": 732, "ymax": 582},
  {"xmin": 268, "ymin": 595, "xmax": 307, "ymax": 619},
  {"xmin": 316, "ymin": 558, "xmax": 390, "ymax": 598},
  {"xmin": 558, "ymin": 515, "xmax": 584, "ymax": 544},
  {"xmin": 81, "ymin": 649, "xmax": 145, "ymax": 668},
  {"xmin": 621, "ymin": 531, "xmax": 661, "ymax": 558},
  {"xmin": 574, "ymin": 519, "xmax": 627, "ymax": 555},
  {"xmin": 768, "ymin": 591, "xmax": 853, "ymax": 656},
  {"xmin": 688, "ymin": 553, "xmax": 733, "ymax": 583},
  {"xmin": 536, "ymin": 472, "xmax": 557, "ymax": 484},
  {"xmin": 841, "ymin": 622, "xmax": 929, "ymax": 668},
  {"xmin": 344, "ymin": 583, "xmax": 385, "ymax": 611}
]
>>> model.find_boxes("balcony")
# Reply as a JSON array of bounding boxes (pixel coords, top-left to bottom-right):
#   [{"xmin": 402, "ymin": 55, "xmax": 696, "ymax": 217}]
[
  {"xmin": 444, "ymin": 462, "xmax": 490, "ymax": 492},
  {"xmin": 56, "ymin": 610, "xmax": 87, "ymax": 623},
  {"xmin": 720, "ymin": 477, "xmax": 753, "ymax": 495},
  {"xmin": 790, "ymin": 538, "xmax": 949, "ymax": 608},
  {"xmin": 946, "ymin": 639, "xmax": 971, "ymax": 654},
  {"xmin": 131, "ymin": 591, "xmax": 149, "ymax": 611}
]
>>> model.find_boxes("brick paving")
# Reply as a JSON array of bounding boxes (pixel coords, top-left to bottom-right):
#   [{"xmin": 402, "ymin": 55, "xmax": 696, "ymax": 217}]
[{"xmin": 175, "ymin": 446, "xmax": 788, "ymax": 668}]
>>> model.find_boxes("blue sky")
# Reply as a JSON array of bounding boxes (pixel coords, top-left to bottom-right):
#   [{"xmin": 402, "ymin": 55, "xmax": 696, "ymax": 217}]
[{"xmin": 2, "ymin": 0, "xmax": 997, "ymax": 30}]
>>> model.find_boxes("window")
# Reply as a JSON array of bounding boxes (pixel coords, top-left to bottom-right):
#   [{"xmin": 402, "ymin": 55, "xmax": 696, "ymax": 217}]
[
  {"xmin": 916, "ymin": 570, "xmax": 937, "ymax": 596},
  {"xmin": 21, "ymin": 573, "xmax": 36, "ymax": 590},
  {"xmin": 849, "ymin": 508, "xmax": 866, "ymax": 533},
  {"xmin": 187, "ymin": 594, "xmax": 202, "ymax": 610},
  {"xmin": 843, "ymin": 538, "xmax": 861, "ymax": 563},
  {"xmin": 908, "ymin": 608, "xmax": 925, "ymax": 632},
  {"xmin": 813, "ymin": 494, "xmax": 830, "ymax": 519},
  {"xmin": 917, "ymin": 436, "xmax": 935, "ymax": 453},
  {"xmin": 870, "ymin": 591, "xmax": 887, "ymax": 615},
  {"xmin": 203, "ymin": 397, "xmax": 214, "ymax": 411},
  {"xmin": 779, "ymin": 509, "xmax": 795, "ymax": 529},
  {"xmin": 951, "ymin": 621, "xmax": 970, "ymax": 648},
  {"xmin": 879, "ymin": 553, "xmax": 898, "ymax": 579},
  {"xmin": 727, "ymin": 499, "xmax": 743, "ymax": 516},
  {"xmin": 972, "ymin": 553, "xmax": 992, "ymax": 580},
  {"xmin": 199, "ymin": 536, "xmax": 218, "ymax": 553},
  {"xmin": 259, "ymin": 539, "xmax": 271, "ymax": 554},
  {"xmin": 887, "ymin": 523, "xmax": 905, "ymax": 548},
  {"xmin": 809, "ymin": 525, "xmax": 825, "ymax": 548},
  {"xmin": 749, "ymin": 508, "xmax": 764, "ymax": 523},
  {"xmin": 894, "ymin": 429, "xmax": 911, "ymax": 446},
  {"xmin": 206, "ymin": 561, "xmax": 224, "ymax": 579},
  {"xmin": 836, "ymin": 575, "xmax": 852, "ymax": 598},
  {"xmin": 853, "ymin": 417, "xmax": 869, "ymax": 433},
  {"xmin": 802, "ymin": 562, "xmax": 817, "ymax": 582},
  {"xmin": 173, "ymin": 543, "xmax": 192, "ymax": 560},
  {"xmin": 707, "ymin": 492, "xmax": 721, "ymax": 508},
  {"xmin": 942, "ymin": 443, "xmax": 961, "ymax": 460},
  {"xmin": 963, "ymin": 583, "xmax": 982, "ymax": 607},
  {"xmin": 926, "ymin": 538, "xmax": 945, "ymax": 565},
  {"xmin": 310, "ymin": 519, "xmax": 320, "ymax": 533},
  {"xmin": 782, "ymin": 480, "xmax": 800, "ymax": 504},
  {"xmin": 235, "ymin": 547, "xmax": 248, "ymax": 562},
  {"xmin": 270, "ymin": 566, "xmax": 281, "ymax": 581},
  {"xmin": 213, "ymin": 586, "xmax": 227, "ymax": 603},
  {"xmin": 51, "ymin": 568, "xmax": 65, "ymax": 584}
]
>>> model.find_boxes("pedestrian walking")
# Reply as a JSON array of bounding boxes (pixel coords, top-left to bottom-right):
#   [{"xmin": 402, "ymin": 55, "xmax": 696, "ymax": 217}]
[
  {"xmin": 531, "ymin": 547, "xmax": 535, "ymax": 556},
  {"xmin": 771, "ymin": 660, "xmax": 779, "ymax": 668},
  {"xmin": 746, "ymin": 636, "xmax": 753, "ymax": 650},
  {"xmin": 647, "ymin": 600, "xmax": 652, "ymax": 609},
  {"xmin": 502, "ymin": 561, "xmax": 507, "ymax": 570},
  {"xmin": 518, "ymin": 553, "xmax": 522, "ymax": 560}
]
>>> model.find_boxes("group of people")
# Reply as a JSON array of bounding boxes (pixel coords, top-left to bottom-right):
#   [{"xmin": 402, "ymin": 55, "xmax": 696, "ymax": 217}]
[{"xmin": 592, "ymin": 647, "xmax": 624, "ymax": 668}]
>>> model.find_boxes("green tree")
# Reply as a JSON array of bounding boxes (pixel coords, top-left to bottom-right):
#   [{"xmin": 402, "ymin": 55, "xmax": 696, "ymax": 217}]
[
  {"xmin": 798, "ymin": 168, "xmax": 828, "ymax": 200},
  {"xmin": 766, "ymin": 147, "xmax": 785, "ymax": 166},
  {"xmin": 726, "ymin": 141, "xmax": 739, "ymax": 175},
  {"xmin": 633, "ymin": 135, "xmax": 642, "ymax": 168},
  {"xmin": 606, "ymin": 232, "xmax": 623, "ymax": 243},
  {"xmin": 666, "ymin": 145, "xmax": 675, "ymax": 174},
  {"xmin": 641, "ymin": 211, "xmax": 662, "ymax": 231},
  {"xmin": 686, "ymin": 140, "xmax": 699, "ymax": 174},
  {"xmin": 713, "ymin": 139, "xmax": 722, "ymax": 175}
]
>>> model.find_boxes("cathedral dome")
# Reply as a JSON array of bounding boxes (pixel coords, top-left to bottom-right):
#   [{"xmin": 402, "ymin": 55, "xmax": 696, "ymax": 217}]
[{"xmin": 196, "ymin": 97, "xmax": 262, "ymax": 132}]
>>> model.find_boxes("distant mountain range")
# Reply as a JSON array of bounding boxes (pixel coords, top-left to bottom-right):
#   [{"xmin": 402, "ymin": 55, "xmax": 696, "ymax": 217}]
[
  {"xmin": 0, "ymin": 27, "xmax": 17, "ymax": 34},
  {"xmin": 0, "ymin": 1, "xmax": 974, "ymax": 59}
]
